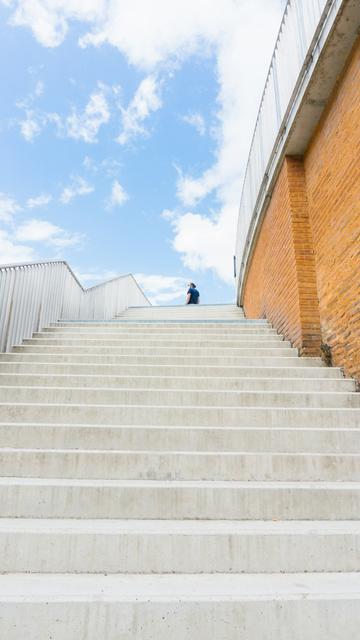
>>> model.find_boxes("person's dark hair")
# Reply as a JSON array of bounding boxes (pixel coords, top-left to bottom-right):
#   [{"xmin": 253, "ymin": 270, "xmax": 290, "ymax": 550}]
[{"xmin": 190, "ymin": 282, "xmax": 196, "ymax": 288}]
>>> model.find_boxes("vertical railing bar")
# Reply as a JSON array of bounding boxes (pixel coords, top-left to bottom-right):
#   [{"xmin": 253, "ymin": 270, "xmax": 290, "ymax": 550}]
[
  {"xmin": 2, "ymin": 269, "xmax": 15, "ymax": 352},
  {"xmin": 10, "ymin": 266, "xmax": 21, "ymax": 348}
]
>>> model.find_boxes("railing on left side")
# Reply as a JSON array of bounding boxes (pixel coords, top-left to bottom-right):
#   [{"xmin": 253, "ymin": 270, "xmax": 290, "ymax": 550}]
[{"xmin": 0, "ymin": 261, "xmax": 150, "ymax": 352}]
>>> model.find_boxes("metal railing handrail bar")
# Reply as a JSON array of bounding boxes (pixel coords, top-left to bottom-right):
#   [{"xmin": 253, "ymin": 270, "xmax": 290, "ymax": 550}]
[
  {"xmin": 0, "ymin": 261, "xmax": 151, "ymax": 304},
  {"xmin": 0, "ymin": 260, "xmax": 84, "ymax": 289},
  {"xmin": 0, "ymin": 260, "xmax": 150, "ymax": 352},
  {"xmin": 236, "ymin": 0, "xmax": 335, "ymax": 285},
  {"xmin": 235, "ymin": 0, "xmax": 339, "ymax": 298}
]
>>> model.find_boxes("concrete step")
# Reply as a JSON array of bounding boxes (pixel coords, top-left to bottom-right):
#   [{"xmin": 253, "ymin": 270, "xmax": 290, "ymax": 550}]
[
  {"xmin": 0, "ymin": 386, "xmax": 359, "ymax": 408},
  {"xmin": 120, "ymin": 308, "xmax": 244, "ymax": 315},
  {"xmin": 26, "ymin": 335, "xmax": 287, "ymax": 346},
  {"xmin": 0, "ymin": 403, "xmax": 359, "ymax": 427},
  {"xmin": 126, "ymin": 304, "xmax": 240, "ymax": 309},
  {"xmin": 44, "ymin": 325, "xmax": 277, "ymax": 334},
  {"xmin": 117, "ymin": 313, "xmax": 246, "ymax": 318},
  {"xmin": 0, "ymin": 361, "xmax": 341, "ymax": 378},
  {"xmin": 124, "ymin": 304, "xmax": 240, "ymax": 309},
  {"xmin": 1, "ymin": 519, "xmax": 359, "ymax": 574},
  {"xmin": 14, "ymin": 344, "xmax": 297, "ymax": 356},
  {"xmin": 123, "ymin": 304, "xmax": 242, "ymax": 310},
  {"xmin": 0, "ymin": 373, "xmax": 353, "ymax": 392},
  {"xmin": 0, "ymin": 353, "xmax": 321, "ymax": 367},
  {"xmin": 120, "ymin": 308, "xmax": 241, "ymax": 311},
  {"xmin": 120, "ymin": 308, "xmax": 244, "ymax": 312},
  {"xmin": 0, "ymin": 573, "xmax": 360, "ymax": 639},
  {"xmin": 1, "ymin": 448, "xmax": 359, "ymax": 481},
  {"xmin": 117, "ymin": 317, "xmax": 250, "ymax": 322},
  {"xmin": 1, "ymin": 423, "xmax": 359, "ymax": 453},
  {"xmin": 1, "ymin": 478, "xmax": 360, "ymax": 518},
  {"xmin": 118, "ymin": 314, "xmax": 247, "ymax": 320},
  {"xmin": 55, "ymin": 320, "xmax": 268, "ymax": 326}
]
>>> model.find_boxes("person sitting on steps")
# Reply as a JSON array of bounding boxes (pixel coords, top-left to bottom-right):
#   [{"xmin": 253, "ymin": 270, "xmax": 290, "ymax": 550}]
[{"xmin": 186, "ymin": 282, "xmax": 200, "ymax": 305}]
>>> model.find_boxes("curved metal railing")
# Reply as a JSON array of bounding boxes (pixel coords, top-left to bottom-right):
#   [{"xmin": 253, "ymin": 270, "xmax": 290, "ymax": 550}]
[
  {"xmin": 235, "ymin": 0, "xmax": 335, "ymax": 293},
  {"xmin": 0, "ymin": 261, "xmax": 150, "ymax": 351}
]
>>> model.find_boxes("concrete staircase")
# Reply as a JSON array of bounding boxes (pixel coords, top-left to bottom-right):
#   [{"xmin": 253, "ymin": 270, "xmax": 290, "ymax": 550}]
[{"xmin": 0, "ymin": 303, "xmax": 359, "ymax": 639}]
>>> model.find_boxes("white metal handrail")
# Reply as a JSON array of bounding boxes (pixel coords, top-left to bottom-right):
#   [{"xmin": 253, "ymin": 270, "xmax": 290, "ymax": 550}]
[
  {"xmin": 235, "ymin": 0, "xmax": 335, "ymax": 291},
  {"xmin": 0, "ymin": 261, "xmax": 150, "ymax": 352}
]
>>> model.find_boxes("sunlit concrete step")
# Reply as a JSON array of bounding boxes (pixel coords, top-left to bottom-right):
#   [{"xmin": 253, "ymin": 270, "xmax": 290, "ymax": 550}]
[
  {"xmin": 1, "ymin": 519, "xmax": 360, "ymax": 574},
  {"xmin": 1, "ymin": 478, "xmax": 360, "ymax": 519},
  {"xmin": 2, "ymin": 448, "xmax": 360, "ymax": 481},
  {"xmin": 119, "ymin": 308, "xmax": 244, "ymax": 313},
  {"xmin": 127, "ymin": 304, "xmax": 240, "ymax": 308},
  {"xmin": 117, "ymin": 317, "xmax": 250, "ymax": 322},
  {"xmin": 26, "ymin": 335, "xmax": 287, "ymax": 347},
  {"xmin": 118, "ymin": 314, "xmax": 247, "ymax": 320},
  {"xmin": 119, "ymin": 309, "xmax": 244, "ymax": 315},
  {"xmin": 55, "ymin": 320, "xmax": 269, "ymax": 327},
  {"xmin": 14, "ymin": 344, "xmax": 297, "ymax": 356},
  {"xmin": 0, "ymin": 403, "xmax": 359, "ymax": 427},
  {"xmin": 39, "ymin": 330, "xmax": 280, "ymax": 340},
  {"xmin": 118, "ymin": 310, "xmax": 245, "ymax": 316},
  {"xmin": 1, "ymin": 573, "xmax": 360, "ymax": 640},
  {"xmin": 1, "ymin": 386, "xmax": 359, "ymax": 408},
  {"xmin": 1, "ymin": 424, "xmax": 359, "ymax": 453},
  {"xmin": 123, "ymin": 302, "xmax": 243, "ymax": 313},
  {"xmin": 0, "ymin": 361, "xmax": 341, "ymax": 378},
  {"xmin": 0, "ymin": 373, "xmax": 353, "ymax": 392},
  {"xmin": 124, "ymin": 304, "xmax": 241, "ymax": 308},
  {"xmin": 45, "ymin": 325, "xmax": 277, "ymax": 335},
  {"xmin": 122, "ymin": 309, "xmax": 243, "ymax": 312},
  {"xmin": 0, "ymin": 353, "xmax": 318, "ymax": 367}
]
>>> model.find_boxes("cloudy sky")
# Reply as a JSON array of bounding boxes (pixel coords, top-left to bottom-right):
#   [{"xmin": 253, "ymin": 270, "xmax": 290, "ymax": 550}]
[{"xmin": 0, "ymin": 0, "xmax": 284, "ymax": 304}]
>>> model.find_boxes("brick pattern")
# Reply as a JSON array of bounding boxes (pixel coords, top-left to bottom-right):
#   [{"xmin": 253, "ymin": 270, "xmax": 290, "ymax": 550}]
[
  {"xmin": 287, "ymin": 158, "xmax": 322, "ymax": 356},
  {"xmin": 243, "ymin": 158, "xmax": 321, "ymax": 356},
  {"xmin": 242, "ymin": 37, "xmax": 360, "ymax": 382},
  {"xmin": 304, "ymin": 38, "xmax": 360, "ymax": 381}
]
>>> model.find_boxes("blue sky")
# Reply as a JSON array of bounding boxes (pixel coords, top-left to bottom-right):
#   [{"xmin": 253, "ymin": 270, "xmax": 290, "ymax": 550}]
[{"xmin": 0, "ymin": 0, "xmax": 284, "ymax": 305}]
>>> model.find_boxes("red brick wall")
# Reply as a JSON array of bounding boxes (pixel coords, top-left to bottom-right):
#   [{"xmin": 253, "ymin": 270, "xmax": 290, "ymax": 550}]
[
  {"xmin": 242, "ymin": 38, "xmax": 360, "ymax": 381},
  {"xmin": 304, "ymin": 38, "xmax": 360, "ymax": 380},
  {"xmin": 243, "ymin": 157, "xmax": 321, "ymax": 356}
]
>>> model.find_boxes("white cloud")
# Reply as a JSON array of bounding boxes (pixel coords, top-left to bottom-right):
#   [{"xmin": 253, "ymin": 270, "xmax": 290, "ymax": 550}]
[
  {"xmin": 19, "ymin": 110, "xmax": 42, "ymax": 142},
  {"xmin": 160, "ymin": 208, "xmax": 176, "ymax": 221},
  {"xmin": 106, "ymin": 180, "xmax": 129, "ymax": 208},
  {"xmin": 182, "ymin": 112, "xmax": 205, "ymax": 136},
  {"xmin": 101, "ymin": 157, "xmax": 121, "ymax": 177},
  {"xmin": 65, "ymin": 87, "xmax": 110, "ymax": 143},
  {"xmin": 60, "ymin": 176, "xmax": 94, "ymax": 204},
  {"xmin": 15, "ymin": 219, "xmax": 58, "ymax": 242},
  {"xmin": 170, "ymin": 207, "xmax": 237, "ymax": 284},
  {"xmin": 0, "ymin": 229, "xmax": 35, "ymax": 264},
  {"xmin": 27, "ymin": 193, "xmax": 52, "ymax": 209},
  {"xmin": 16, "ymin": 79, "xmax": 46, "ymax": 141},
  {"xmin": 15, "ymin": 218, "xmax": 84, "ymax": 248},
  {"xmin": 34, "ymin": 80, "xmax": 44, "ymax": 96},
  {"xmin": 0, "ymin": 193, "xmax": 21, "ymax": 223},
  {"xmin": 0, "ymin": 188, "xmax": 85, "ymax": 264},
  {"xmin": 16, "ymin": 82, "xmax": 113, "ymax": 144},
  {"xmin": 117, "ymin": 75, "xmax": 162, "ymax": 145},
  {"xmin": 83, "ymin": 155, "xmax": 121, "ymax": 177},
  {"xmin": 134, "ymin": 273, "xmax": 187, "ymax": 305},
  {"xmin": 4, "ymin": 0, "xmax": 283, "ymax": 281},
  {"xmin": 7, "ymin": 0, "xmax": 105, "ymax": 48},
  {"xmin": 83, "ymin": 155, "xmax": 95, "ymax": 171}
]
